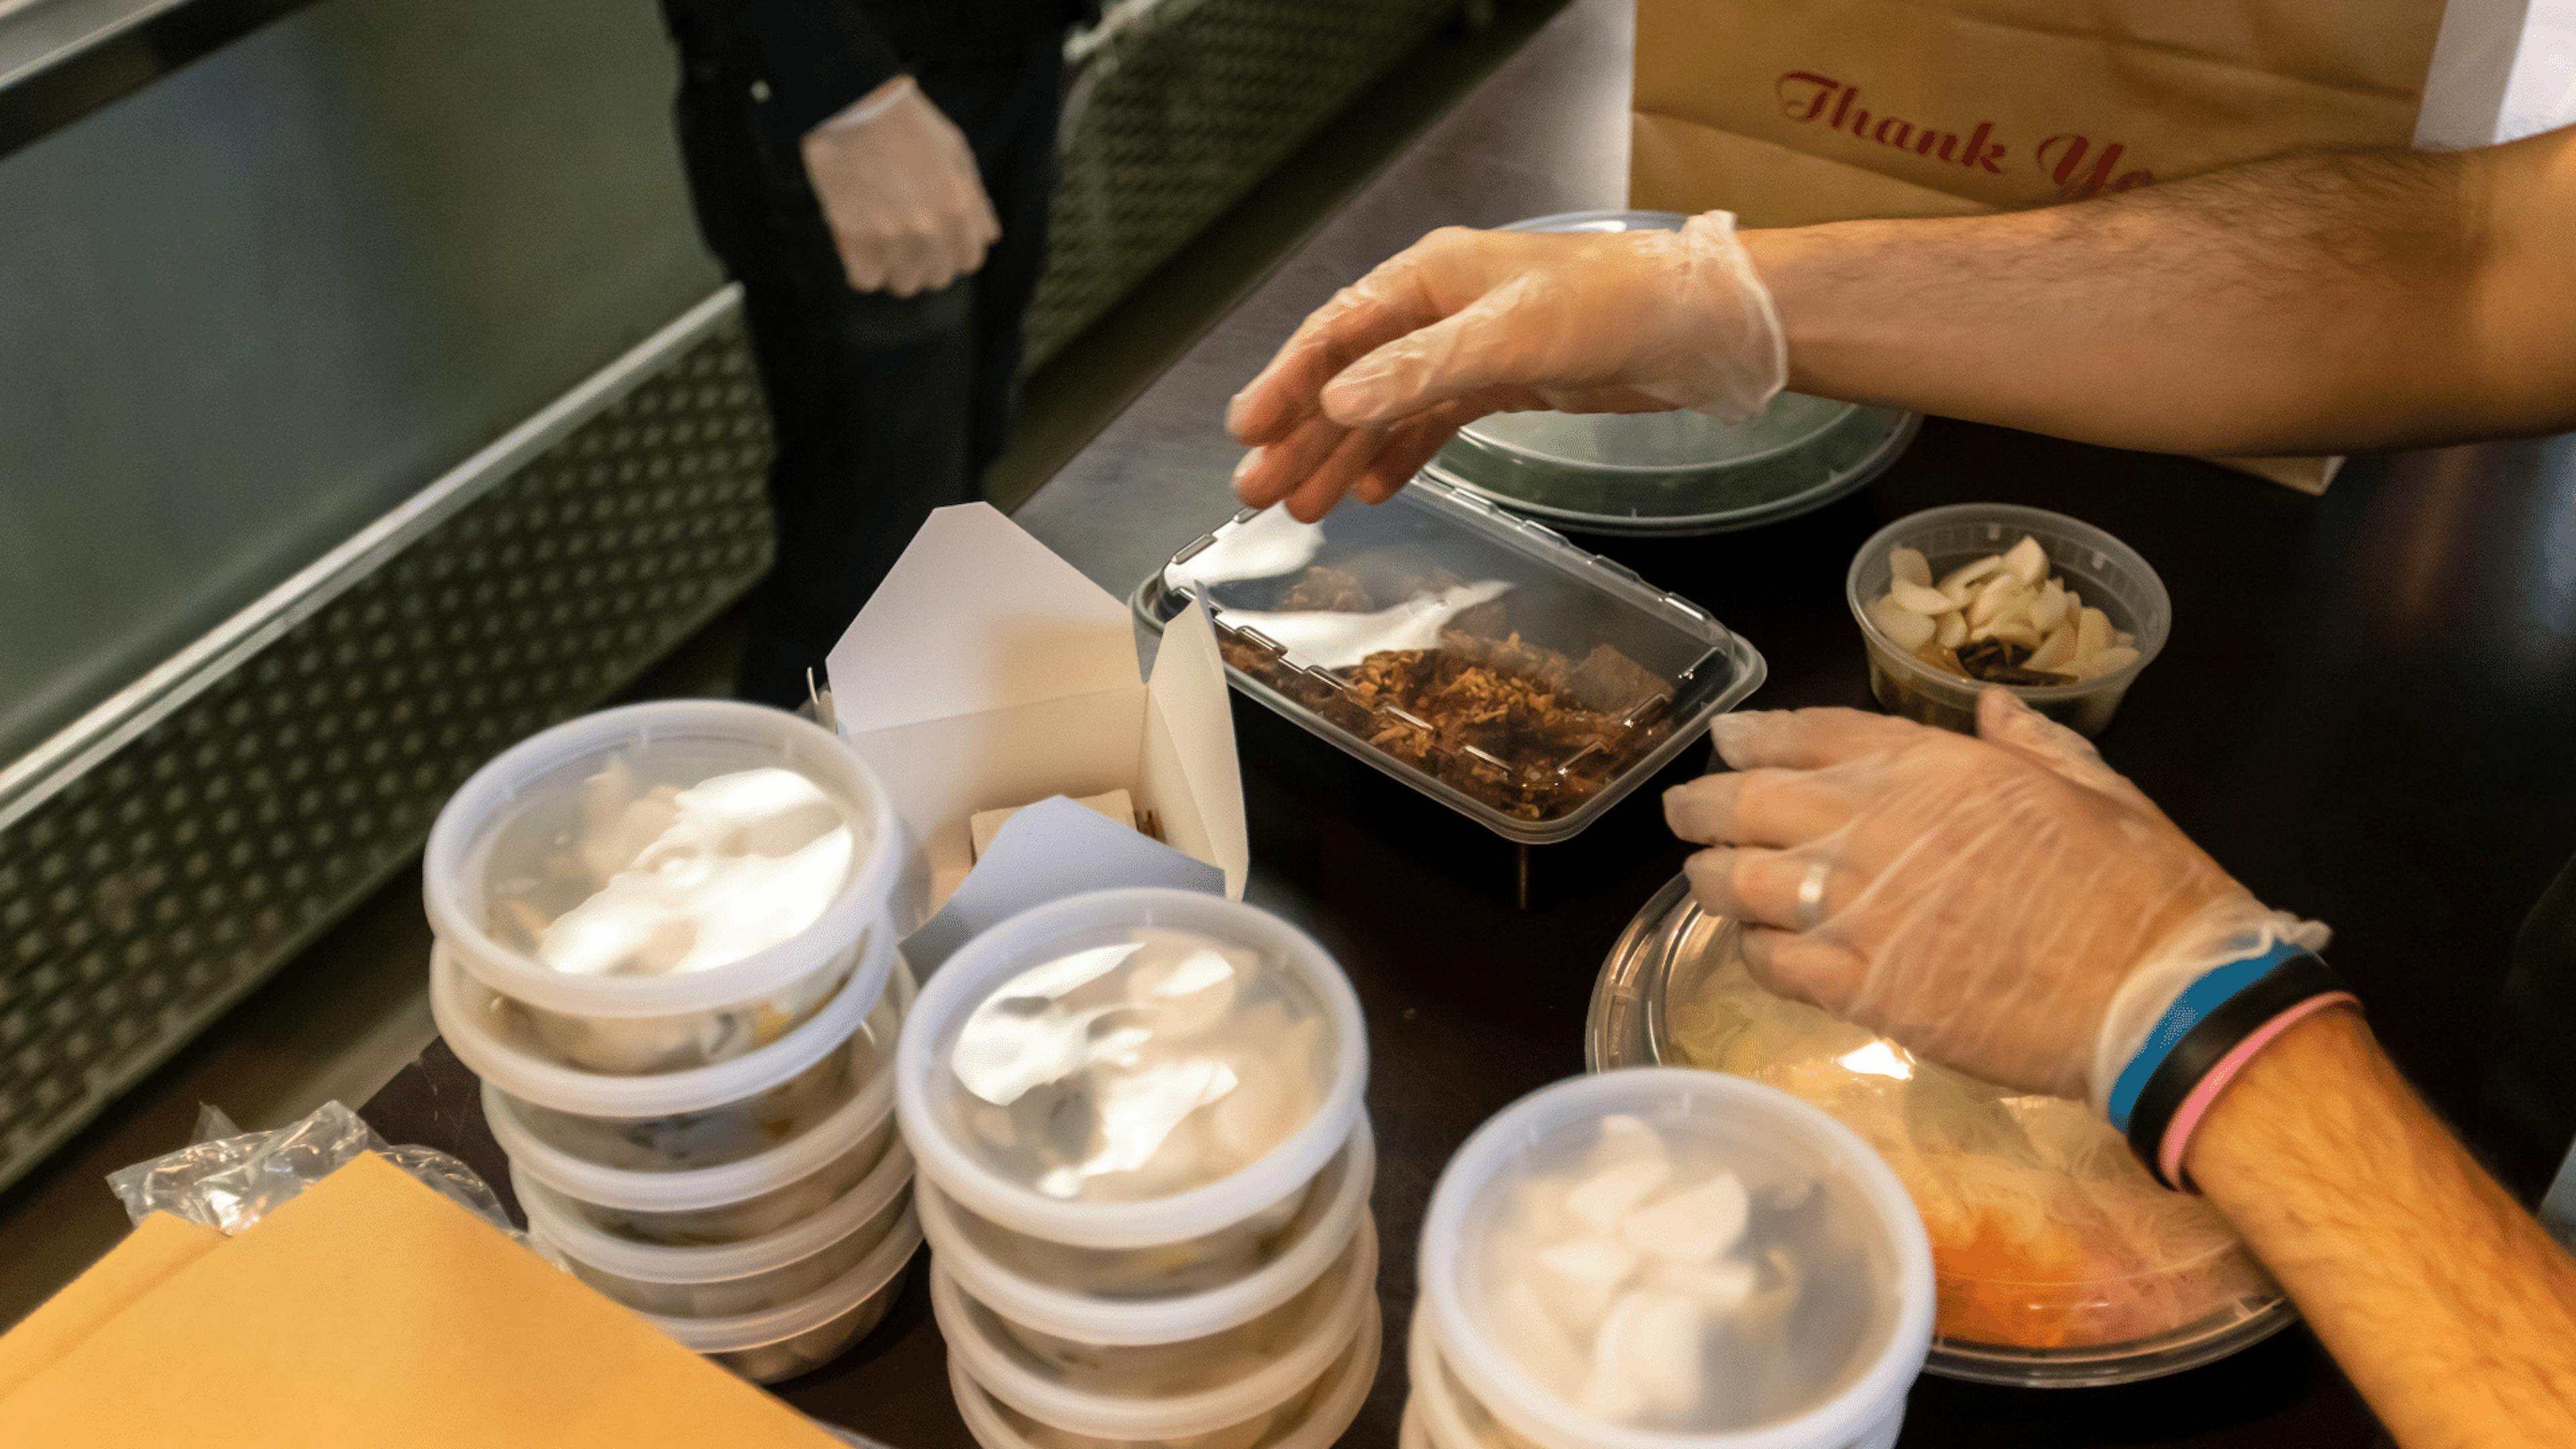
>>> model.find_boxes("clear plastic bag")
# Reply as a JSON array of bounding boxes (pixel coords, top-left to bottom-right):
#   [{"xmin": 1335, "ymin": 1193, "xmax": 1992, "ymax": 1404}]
[{"xmin": 107, "ymin": 1100, "xmax": 519, "ymax": 1240}]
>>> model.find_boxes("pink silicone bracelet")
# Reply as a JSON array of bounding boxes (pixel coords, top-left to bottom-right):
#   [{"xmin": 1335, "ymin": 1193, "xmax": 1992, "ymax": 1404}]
[{"xmin": 2157, "ymin": 991, "xmax": 2360, "ymax": 1190}]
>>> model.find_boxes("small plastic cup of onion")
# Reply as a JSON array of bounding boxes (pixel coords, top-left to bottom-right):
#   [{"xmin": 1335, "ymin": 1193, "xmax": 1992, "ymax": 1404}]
[{"xmin": 1845, "ymin": 504, "xmax": 2170, "ymax": 738}]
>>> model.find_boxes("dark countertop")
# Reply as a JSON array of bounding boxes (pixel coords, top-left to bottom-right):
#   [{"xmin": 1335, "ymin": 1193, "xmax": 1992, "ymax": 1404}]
[{"xmin": 369, "ymin": 0, "xmax": 2576, "ymax": 1442}]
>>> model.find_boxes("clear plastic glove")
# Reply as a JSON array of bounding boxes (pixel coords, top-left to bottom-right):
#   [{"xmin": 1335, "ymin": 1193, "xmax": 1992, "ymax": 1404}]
[
  {"xmin": 1224, "ymin": 211, "xmax": 1786, "ymax": 522},
  {"xmin": 801, "ymin": 76, "xmax": 1002, "ymax": 297},
  {"xmin": 1662, "ymin": 690, "xmax": 2326, "ymax": 1106}
]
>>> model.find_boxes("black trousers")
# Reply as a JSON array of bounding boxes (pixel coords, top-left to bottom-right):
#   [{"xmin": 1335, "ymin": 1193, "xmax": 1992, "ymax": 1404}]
[{"xmin": 674, "ymin": 36, "xmax": 1065, "ymax": 708}]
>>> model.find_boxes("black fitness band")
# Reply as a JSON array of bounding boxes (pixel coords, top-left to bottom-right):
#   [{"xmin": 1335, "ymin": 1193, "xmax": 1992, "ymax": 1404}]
[{"xmin": 2123, "ymin": 952, "xmax": 2349, "ymax": 1188}]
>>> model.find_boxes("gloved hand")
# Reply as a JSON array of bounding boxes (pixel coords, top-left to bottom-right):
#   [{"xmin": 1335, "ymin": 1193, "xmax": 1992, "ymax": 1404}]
[
  {"xmin": 1662, "ymin": 690, "xmax": 2326, "ymax": 1106},
  {"xmin": 1224, "ymin": 211, "xmax": 1786, "ymax": 522},
  {"xmin": 800, "ymin": 76, "xmax": 1001, "ymax": 297}
]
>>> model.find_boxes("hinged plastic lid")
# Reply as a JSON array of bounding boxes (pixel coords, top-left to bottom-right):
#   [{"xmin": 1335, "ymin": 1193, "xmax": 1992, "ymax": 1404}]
[
  {"xmin": 1419, "ymin": 211, "xmax": 1918, "ymax": 536},
  {"xmin": 1144, "ymin": 478, "xmax": 1764, "ymax": 843}
]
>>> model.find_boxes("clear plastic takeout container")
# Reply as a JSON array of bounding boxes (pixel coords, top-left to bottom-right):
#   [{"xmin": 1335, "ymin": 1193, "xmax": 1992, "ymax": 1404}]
[
  {"xmin": 422, "ymin": 699, "xmax": 903, "ymax": 1073},
  {"xmin": 1587, "ymin": 875, "xmax": 2294, "ymax": 1387},
  {"xmin": 1419, "ymin": 1069, "xmax": 1933, "ymax": 1449},
  {"xmin": 917, "ymin": 1117, "xmax": 1376, "ymax": 1344},
  {"xmin": 432, "ymin": 938, "xmax": 905, "ymax": 1175},
  {"xmin": 930, "ymin": 1220, "xmax": 1377, "ymax": 1439},
  {"xmin": 642, "ymin": 1202, "xmax": 924, "ymax": 1383},
  {"xmin": 1405, "ymin": 1309, "xmax": 1901, "ymax": 1449},
  {"xmin": 1845, "ymin": 504, "xmax": 2170, "ymax": 738},
  {"xmin": 896, "ymin": 889, "xmax": 1368, "ymax": 1252},
  {"xmin": 486, "ymin": 964, "xmax": 906, "ymax": 1248},
  {"xmin": 1136, "ymin": 478, "xmax": 1764, "ymax": 844},
  {"xmin": 1421, "ymin": 211, "xmax": 1918, "ymax": 539},
  {"xmin": 949, "ymin": 1295, "xmax": 1383, "ymax": 1449},
  {"xmin": 520, "ymin": 1129, "xmax": 915, "ymax": 1318}
]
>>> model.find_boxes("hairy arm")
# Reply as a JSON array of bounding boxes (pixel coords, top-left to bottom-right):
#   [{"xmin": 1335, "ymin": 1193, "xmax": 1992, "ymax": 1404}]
[
  {"xmin": 2188, "ymin": 1009, "xmax": 2576, "ymax": 1448},
  {"xmin": 1743, "ymin": 127, "xmax": 2576, "ymax": 454}
]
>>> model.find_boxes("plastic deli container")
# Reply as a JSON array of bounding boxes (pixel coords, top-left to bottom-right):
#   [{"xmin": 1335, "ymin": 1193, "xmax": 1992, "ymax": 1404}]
[
  {"xmin": 1405, "ymin": 1309, "xmax": 1898, "ymax": 1449},
  {"xmin": 1420, "ymin": 212, "xmax": 1917, "ymax": 539},
  {"xmin": 642, "ymin": 1203, "xmax": 925, "ymax": 1384},
  {"xmin": 896, "ymin": 889, "xmax": 1367, "ymax": 1253},
  {"xmin": 1845, "ymin": 504, "xmax": 2171, "ymax": 738},
  {"xmin": 1137, "ymin": 480, "xmax": 1764, "ymax": 846},
  {"xmin": 1588, "ymin": 876, "xmax": 2294, "ymax": 1387},
  {"xmin": 917, "ymin": 1118, "xmax": 1376, "ymax": 1345},
  {"xmin": 519, "ymin": 1134, "xmax": 915, "ymax": 1317},
  {"xmin": 949, "ymin": 1301, "xmax": 1384, "ymax": 1449},
  {"xmin": 1419, "ymin": 1069, "xmax": 1934, "ymax": 1449},
  {"xmin": 423, "ymin": 699, "xmax": 904, "ymax": 1074},
  {"xmin": 930, "ymin": 1220, "xmax": 1378, "ymax": 1438},
  {"xmin": 486, "ymin": 975, "xmax": 905, "ymax": 1248},
  {"xmin": 431, "ymin": 937, "xmax": 906, "ymax": 1175}
]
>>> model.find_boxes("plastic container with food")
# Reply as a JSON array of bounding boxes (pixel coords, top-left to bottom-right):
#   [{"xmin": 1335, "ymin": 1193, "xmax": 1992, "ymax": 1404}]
[
  {"xmin": 487, "ymin": 1018, "xmax": 902, "ymax": 1247},
  {"xmin": 931, "ymin": 1220, "xmax": 1376, "ymax": 1438},
  {"xmin": 1845, "ymin": 504, "xmax": 2170, "ymax": 738},
  {"xmin": 917, "ymin": 1116, "xmax": 1375, "ymax": 1343},
  {"xmin": 432, "ymin": 939, "xmax": 906, "ymax": 1175},
  {"xmin": 1419, "ymin": 211, "xmax": 1917, "ymax": 539},
  {"xmin": 519, "ymin": 1128, "xmax": 914, "ymax": 1316},
  {"xmin": 895, "ymin": 888, "xmax": 1367, "ymax": 1260},
  {"xmin": 641, "ymin": 1202, "xmax": 924, "ymax": 1383},
  {"xmin": 1419, "ymin": 1069, "xmax": 1933, "ymax": 1449},
  {"xmin": 423, "ymin": 699, "xmax": 904, "ymax": 1074},
  {"xmin": 1136, "ymin": 481, "xmax": 1764, "ymax": 847},
  {"xmin": 949, "ymin": 1297, "xmax": 1383, "ymax": 1449},
  {"xmin": 1588, "ymin": 876, "xmax": 2294, "ymax": 1386}
]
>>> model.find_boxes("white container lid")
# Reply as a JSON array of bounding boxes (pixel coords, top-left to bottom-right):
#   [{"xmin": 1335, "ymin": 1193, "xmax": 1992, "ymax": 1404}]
[
  {"xmin": 429, "ymin": 926, "xmax": 896, "ymax": 1119},
  {"xmin": 517, "ymin": 1132, "xmax": 914, "ymax": 1287},
  {"xmin": 1420, "ymin": 1070, "xmax": 1933, "ymax": 1449},
  {"xmin": 948, "ymin": 1283, "xmax": 1385, "ymax": 1449},
  {"xmin": 424, "ymin": 699, "xmax": 904, "ymax": 1018},
  {"xmin": 486, "ymin": 959, "xmax": 910, "ymax": 1212},
  {"xmin": 931, "ymin": 1218, "xmax": 1376, "ymax": 1441},
  {"xmin": 896, "ymin": 889, "xmax": 1367, "ymax": 1250},
  {"xmin": 643, "ymin": 1203, "xmax": 924, "ymax": 1350},
  {"xmin": 917, "ymin": 1116, "xmax": 1375, "ymax": 1346}
]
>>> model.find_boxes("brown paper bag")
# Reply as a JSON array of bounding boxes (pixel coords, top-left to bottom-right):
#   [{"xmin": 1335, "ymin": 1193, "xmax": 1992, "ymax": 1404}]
[{"xmin": 1630, "ymin": 0, "xmax": 2449, "ymax": 492}]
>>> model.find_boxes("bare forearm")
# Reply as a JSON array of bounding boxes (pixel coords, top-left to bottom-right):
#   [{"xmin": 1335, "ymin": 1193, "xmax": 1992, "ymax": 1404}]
[
  {"xmin": 1741, "ymin": 131, "xmax": 2576, "ymax": 455},
  {"xmin": 2188, "ymin": 1010, "xmax": 2576, "ymax": 1448}
]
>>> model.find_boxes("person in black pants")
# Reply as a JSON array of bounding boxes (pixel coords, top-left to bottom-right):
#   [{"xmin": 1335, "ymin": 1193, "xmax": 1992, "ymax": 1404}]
[{"xmin": 657, "ymin": 1, "xmax": 1086, "ymax": 708}]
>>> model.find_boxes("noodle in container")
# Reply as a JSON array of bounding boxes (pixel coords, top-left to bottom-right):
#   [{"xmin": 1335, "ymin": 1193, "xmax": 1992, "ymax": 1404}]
[{"xmin": 1587, "ymin": 876, "xmax": 2294, "ymax": 1387}]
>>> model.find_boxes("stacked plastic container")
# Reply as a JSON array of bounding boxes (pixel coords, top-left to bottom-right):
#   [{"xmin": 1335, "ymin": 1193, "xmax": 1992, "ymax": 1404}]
[
  {"xmin": 1404, "ymin": 1071, "xmax": 1936, "ymax": 1449},
  {"xmin": 896, "ymin": 889, "xmax": 1378, "ymax": 1449},
  {"xmin": 423, "ymin": 700, "xmax": 923, "ymax": 1383}
]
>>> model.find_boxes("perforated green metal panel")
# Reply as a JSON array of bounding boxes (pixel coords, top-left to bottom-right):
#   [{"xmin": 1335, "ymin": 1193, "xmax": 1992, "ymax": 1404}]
[
  {"xmin": 0, "ymin": 315, "xmax": 774, "ymax": 1187},
  {"xmin": 1025, "ymin": 0, "xmax": 1458, "ymax": 366}
]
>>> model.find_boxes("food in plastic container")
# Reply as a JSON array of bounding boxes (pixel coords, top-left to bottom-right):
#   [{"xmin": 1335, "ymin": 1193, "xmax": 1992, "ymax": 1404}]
[
  {"xmin": 934, "ymin": 1220, "xmax": 1374, "ymax": 1423},
  {"xmin": 1586, "ymin": 875, "xmax": 2294, "ymax": 1386},
  {"xmin": 1140, "ymin": 479, "xmax": 1763, "ymax": 844},
  {"xmin": 519, "ymin": 1133, "xmax": 915, "ymax": 1317},
  {"xmin": 433, "ymin": 940, "xmax": 906, "ymax": 1175},
  {"xmin": 486, "ymin": 969, "xmax": 906, "ymax": 1247},
  {"xmin": 1421, "ymin": 1070, "xmax": 1931, "ymax": 1449},
  {"xmin": 948, "ymin": 1296, "xmax": 1383, "ymax": 1449},
  {"xmin": 917, "ymin": 1118, "xmax": 1377, "ymax": 1344},
  {"xmin": 1672, "ymin": 949, "xmax": 2279, "ymax": 1361},
  {"xmin": 423, "ymin": 700, "xmax": 902, "ymax": 1073},
  {"xmin": 897, "ymin": 889, "xmax": 1366, "ymax": 1252},
  {"xmin": 1863, "ymin": 533, "xmax": 2137, "ymax": 685},
  {"xmin": 1845, "ymin": 504, "xmax": 2169, "ymax": 738},
  {"xmin": 641, "ymin": 1203, "xmax": 924, "ymax": 1383}
]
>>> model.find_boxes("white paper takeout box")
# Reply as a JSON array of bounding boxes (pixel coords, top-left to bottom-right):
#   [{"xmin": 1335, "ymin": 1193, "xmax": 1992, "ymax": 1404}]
[{"xmin": 825, "ymin": 504, "xmax": 1248, "ymax": 929}]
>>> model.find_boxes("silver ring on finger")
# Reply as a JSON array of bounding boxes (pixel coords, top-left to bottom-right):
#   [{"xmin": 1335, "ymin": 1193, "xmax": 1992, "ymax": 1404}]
[{"xmin": 1792, "ymin": 859, "xmax": 1832, "ymax": 932}]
